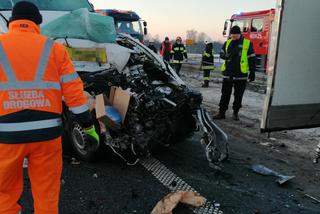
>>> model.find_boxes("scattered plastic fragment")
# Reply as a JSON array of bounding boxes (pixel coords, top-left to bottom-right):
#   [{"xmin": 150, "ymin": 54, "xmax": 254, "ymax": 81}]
[
  {"xmin": 252, "ymin": 164, "xmax": 295, "ymax": 185},
  {"xmin": 296, "ymin": 189, "xmax": 320, "ymax": 204}
]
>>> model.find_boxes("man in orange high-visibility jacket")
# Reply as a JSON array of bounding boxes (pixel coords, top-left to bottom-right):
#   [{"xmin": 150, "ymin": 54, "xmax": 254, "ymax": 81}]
[{"xmin": 0, "ymin": 2, "xmax": 99, "ymax": 214}]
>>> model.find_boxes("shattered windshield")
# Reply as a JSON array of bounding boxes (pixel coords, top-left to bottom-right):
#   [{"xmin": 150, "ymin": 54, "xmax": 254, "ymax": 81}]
[{"xmin": 0, "ymin": 0, "xmax": 93, "ymax": 11}]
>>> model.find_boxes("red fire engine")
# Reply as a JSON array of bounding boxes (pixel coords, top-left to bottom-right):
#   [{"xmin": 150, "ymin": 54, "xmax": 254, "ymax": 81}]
[{"xmin": 223, "ymin": 9, "xmax": 275, "ymax": 72}]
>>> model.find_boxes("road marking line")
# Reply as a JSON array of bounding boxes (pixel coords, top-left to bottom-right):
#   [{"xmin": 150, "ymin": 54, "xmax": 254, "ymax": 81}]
[{"xmin": 140, "ymin": 157, "xmax": 223, "ymax": 214}]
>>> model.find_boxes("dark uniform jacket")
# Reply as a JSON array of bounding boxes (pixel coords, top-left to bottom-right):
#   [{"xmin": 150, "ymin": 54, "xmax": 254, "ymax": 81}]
[
  {"xmin": 171, "ymin": 43, "xmax": 188, "ymax": 63},
  {"xmin": 202, "ymin": 47, "xmax": 214, "ymax": 70},
  {"xmin": 220, "ymin": 37, "xmax": 256, "ymax": 80}
]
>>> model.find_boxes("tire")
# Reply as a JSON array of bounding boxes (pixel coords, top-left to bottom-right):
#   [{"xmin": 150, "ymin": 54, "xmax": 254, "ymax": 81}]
[
  {"xmin": 67, "ymin": 120, "xmax": 101, "ymax": 162},
  {"xmin": 169, "ymin": 107, "xmax": 197, "ymax": 144}
]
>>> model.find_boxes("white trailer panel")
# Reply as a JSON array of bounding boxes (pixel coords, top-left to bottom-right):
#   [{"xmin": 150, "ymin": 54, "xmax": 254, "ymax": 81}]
[{"xmin": 262, "ymin": 0, "xmax": 320, "ymax": 132}]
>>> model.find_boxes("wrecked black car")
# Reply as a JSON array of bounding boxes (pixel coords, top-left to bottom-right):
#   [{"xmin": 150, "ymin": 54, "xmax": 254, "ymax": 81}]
[{"xmin": 42, "ymin": 9, "xmax": 228, "ymax": 166}]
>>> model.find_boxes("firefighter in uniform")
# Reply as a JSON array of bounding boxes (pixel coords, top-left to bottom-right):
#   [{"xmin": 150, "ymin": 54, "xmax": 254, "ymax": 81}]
[
  {"xmin": 213, "ymin": 26, "xmax": 256, "ymax": 121},
  {"xmin": 170, "ymin": 36, "xmax": 188, "ymax": 76},
  {"xmin": 201, "ymin": 42, "xmax": 214, "ymax": 88},
  {"xmin": 0, "ymin": 2, "xmax": 99, "ymax": 213}
]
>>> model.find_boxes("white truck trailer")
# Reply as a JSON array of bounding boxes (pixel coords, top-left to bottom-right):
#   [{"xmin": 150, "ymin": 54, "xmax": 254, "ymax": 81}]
[{"xmin": 261, "ymin": 0, "xmax": 320, "ymax": 162}]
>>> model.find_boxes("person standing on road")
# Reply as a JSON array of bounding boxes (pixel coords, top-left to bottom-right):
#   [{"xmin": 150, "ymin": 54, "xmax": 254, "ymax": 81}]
[
  {"xmin": 160, "ymin": 37, "xmax": 172, "ymax": 62},
  {"xmin": 0, "ymin": 2, "xmax": 99, "ymax": 214},
  {"xmin": 201, "ymin": 42, "xmax": 215, "ymax": 88},
  {"xmin": 171, "ymin": 36, "xmax": 188, "ymax": 76},
  {"xmin": 213, "ymin": 26, "xmax": 256, "ymax": 121}
]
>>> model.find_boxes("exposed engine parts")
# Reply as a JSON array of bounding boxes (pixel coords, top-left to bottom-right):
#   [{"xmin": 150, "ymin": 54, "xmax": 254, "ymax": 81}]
[{"xmin": 64, "ymin": 35, "xmax": 228, "ymax": 166}]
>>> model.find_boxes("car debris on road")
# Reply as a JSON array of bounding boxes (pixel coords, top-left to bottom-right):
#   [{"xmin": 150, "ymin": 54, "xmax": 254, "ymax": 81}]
[
  {"xmin": 252, "ymin": 164, "xmax": 295, "ymax": 185},
  {"xmin": 151, "ymin": 191, "xmax": 206, "ymax": 214}
]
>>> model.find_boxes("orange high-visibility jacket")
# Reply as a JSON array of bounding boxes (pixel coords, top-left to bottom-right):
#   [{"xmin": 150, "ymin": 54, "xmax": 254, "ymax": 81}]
[{"xmin": 0, "ymin": 20, "xmax": 89, "ymax": 144}]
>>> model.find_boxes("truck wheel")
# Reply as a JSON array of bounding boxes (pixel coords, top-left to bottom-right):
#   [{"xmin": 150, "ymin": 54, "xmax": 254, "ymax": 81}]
[{"xmin": 68, "ymin": 121, "xmax": 100, "ymax": 162}]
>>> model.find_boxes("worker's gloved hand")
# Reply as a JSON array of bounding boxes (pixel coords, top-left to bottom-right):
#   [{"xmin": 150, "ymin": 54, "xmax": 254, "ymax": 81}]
[
  {"xmin": 248, "ymin": 72, "xmax": 255, "ymax": 82},
  {"xmin": 84, "ymin": 125, "xmax": 100, "ymax": 150}
]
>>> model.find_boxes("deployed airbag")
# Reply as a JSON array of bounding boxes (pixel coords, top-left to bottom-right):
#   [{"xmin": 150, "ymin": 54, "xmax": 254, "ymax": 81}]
[{"xmin": 42, "ymin": 8, "xmax": 116, "ymax": 43}]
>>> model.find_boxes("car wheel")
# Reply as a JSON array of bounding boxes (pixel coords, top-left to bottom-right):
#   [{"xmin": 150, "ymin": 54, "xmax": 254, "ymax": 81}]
[{"xmin": 68, "ymin": 121, "xmax": 100, "ymax": 162}]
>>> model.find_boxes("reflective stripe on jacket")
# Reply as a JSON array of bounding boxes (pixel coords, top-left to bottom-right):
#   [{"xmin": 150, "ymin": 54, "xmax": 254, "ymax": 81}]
[
  {"xmin": 201, "ymin": 50, "xmax": 214, "ymax": 70},
  {"xmin": 170, "ymin": 43, "xmax": 187, "ymax": 63},
  {"xmin": 0, "ymin": 20, "xmax": 88, "ymax": 144}
]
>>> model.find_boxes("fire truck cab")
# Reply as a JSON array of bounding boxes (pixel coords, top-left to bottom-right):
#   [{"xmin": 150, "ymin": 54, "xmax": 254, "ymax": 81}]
[
  {"xmin": 223, "ymin": 9, "xmax": 275, "ymax": 72},
  {"xmin": 96, "ymin": 9, "xmax": 148, "ymax": 43}
]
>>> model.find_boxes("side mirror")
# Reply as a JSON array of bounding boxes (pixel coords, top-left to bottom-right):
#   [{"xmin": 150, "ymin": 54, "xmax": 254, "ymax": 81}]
[
  {"xmin": 223, "ymin": 21, "xmax": 228, "ymax": 31},
  {"xmin": 223, "ymin": 20, "xmax": 231, "ymax": 36},
  {"xmin": 144, "ymin": 27, "xmax": 148, "ymax": 35},
  {"xmin": 143, "ymin": 21, "xmax": 147, "ymax": 27}
]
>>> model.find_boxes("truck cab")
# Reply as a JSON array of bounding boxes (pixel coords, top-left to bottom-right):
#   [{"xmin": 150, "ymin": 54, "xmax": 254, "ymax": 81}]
[
  {"xmin": 95, "ymin": 9, "xmax": 147, "ymax": 43},
  {"xmin": 223, "ymin": 9, "xmax": 275, "ymax": 72},
  {"xmin": 0, "ymin": 0, "xmax": 94, "ymax": 31}
]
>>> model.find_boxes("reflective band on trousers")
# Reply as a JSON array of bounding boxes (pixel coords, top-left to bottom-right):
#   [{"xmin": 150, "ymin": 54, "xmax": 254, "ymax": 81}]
[
  {"xmin": 69, "ymin": 104, "xmax": 89, "ymax": 114},
  {"xmin": 221, "ymin": 38, "xmax": 250, "ymax": 74},
  {"xmin": 202, "ymin": 66, "xmax": 214, "ymax": 70},
  {"xmin": 173, "ymin": 60, "xmax": 183, "ymax": 64},
  {"xmin": 222, "ymin": 75, "xmax": 248, "ymax": 80},
  {"xmin": 0, "ymin": 39, "xmax": 60, "ymax": 91},
  {"xmin": 60, "ymin": 71, "xmax": 79, "ymax": 84},
  {"xmin": 0, "ymin": 118, "xmax": 62, "ymax": 132}
]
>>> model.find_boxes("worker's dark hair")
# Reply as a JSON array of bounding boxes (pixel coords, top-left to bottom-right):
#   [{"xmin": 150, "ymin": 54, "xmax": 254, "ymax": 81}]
[{"xmin": 10, "ymin": 1, "xmax": 42, "ymax": 25}]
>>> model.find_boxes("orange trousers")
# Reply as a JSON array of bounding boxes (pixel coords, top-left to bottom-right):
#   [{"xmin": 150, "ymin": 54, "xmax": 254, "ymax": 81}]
[{"xmin": 0, "ymin": 137, "xmax": 62, "ymax": 214}]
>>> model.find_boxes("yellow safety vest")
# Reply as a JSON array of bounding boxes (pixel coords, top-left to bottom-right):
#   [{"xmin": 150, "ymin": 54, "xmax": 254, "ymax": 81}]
[{"xmin": 221, "ymin": 38, "xmax": 250, "ymax": 74}]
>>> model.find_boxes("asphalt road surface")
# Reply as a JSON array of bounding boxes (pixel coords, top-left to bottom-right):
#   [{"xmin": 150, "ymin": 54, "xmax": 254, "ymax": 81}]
[
  {"xmin": 20, "ymin": 66, "xmax": 320, "ymax": 214},
  {"xmin": 20, "ymin": 131, "xmax": 320, "ymax": 213}
]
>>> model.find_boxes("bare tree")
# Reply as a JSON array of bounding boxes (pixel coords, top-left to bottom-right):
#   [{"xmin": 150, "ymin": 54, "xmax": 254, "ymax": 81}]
[
  {"xmin": 186, "ymin": 29, "xmax": 198, "ymax": 41},
  {"xmin": 185, "ymin": 29, "xmax": 221, "ymax": 53},
  {"xmin": 153, "ymin": 34, "xmax": 161, "ymax": 43}
]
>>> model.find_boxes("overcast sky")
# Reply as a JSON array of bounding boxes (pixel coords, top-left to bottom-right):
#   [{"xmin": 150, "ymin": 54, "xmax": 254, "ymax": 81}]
[{"xmin": 90, "ymin": 0, "xmax": 276, "ymax": 41}]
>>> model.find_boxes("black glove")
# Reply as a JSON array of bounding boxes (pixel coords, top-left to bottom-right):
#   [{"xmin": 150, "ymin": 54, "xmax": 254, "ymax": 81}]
[{"xmin": 249, "ymin": 72, "xmax": 255, "ymax": 82}]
